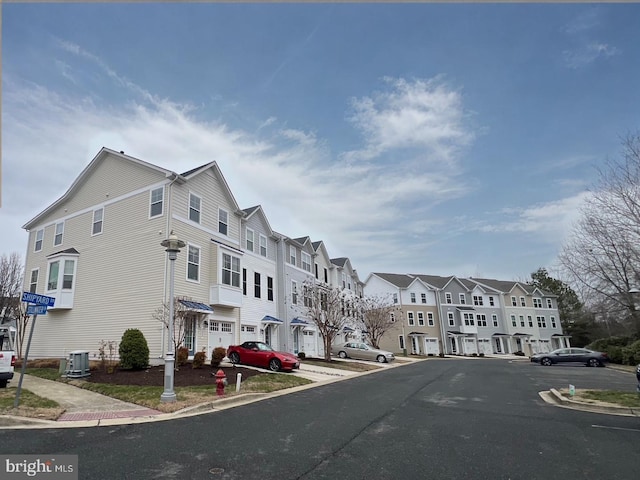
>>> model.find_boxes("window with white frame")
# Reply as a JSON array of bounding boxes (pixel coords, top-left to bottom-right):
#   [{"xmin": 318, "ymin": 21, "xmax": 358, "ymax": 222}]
[
  {"xmin": 47, "ymin": 258, "xmax": 76, "ymax": 292},
  {"xmin": 511, "ymin": 315, "xmax": 517, "ymax": 327},
  {"xmin": 407, "ymin": 312, "xmax": 415, "ymax": 326},
  {"xmin": 34, "ymin": 229, "xmax": 44, "ymax": 252},
  {"xmin": 221, "ymin": 322, "xmax": 232, "ymax": 333},
  {"xmin": 187, "ymin": 245, "xmax": 200, "ymax": 281},
  {"xmin": 393, "ymin": 293, "xmax": 398, "ymax": 304},
  {"xmin": 291, "ymin": 281, "xmax": 298, "ymax": 304},
  {"xmin": 427, "ymin": 312, "xmax": 434, "ymax": 326},
  {"xmin": 54, "ymin": 222, "xmax": 64, "ymax": 246},
  {"xmin": 242, "ymin": 269, "xmax": 247, "ymax": 295},
  {"xmin": 473, "ymin": 295, "xmax": 483, "ymax": 306},
  {"xmin": 218, "ymin": 208, "xmax": 228, "ymax": 235},
  {"xmin": 489, "ymin": 296, "xmax": 495, "ymax": 306},
  {"xmin": 246, "ymin": 228, "xmax": 254, "ymax": 252},
  {"xmin": 259, "ymin": 234, "xmax": 267, "ymax": 257},
  {"xmin": 418, "ymin": 312, "xmax": 425, "ymax": 326},
  {"xmin": 150, "ymin": 187, "xmax": 164, "ymax": 217},
  {"xmin": 62, "ymin": 260, "xmax": 74, "ymax": 289},
  {"xmin": 324, "ymin": 267, "xmax": 328, "ymax": 283},
  {"xmin": 221, "ymin": 252, "xmax": 240, "ymax": 287},
  {"xmin": 267, "ymin": 276, "xmax": 274, "ymax": 301},
  {"xmin": 519, "ymin": 315, "xmax": 525, "ymax": 327},
  {"xmin": 302, "ymin": 252, "xmax": 312, "ymax": 272},
  {"xmin": 342, "ymin": 273, "xmax": 346, "ymax": 288},
  {"xmin": 448, "ymin": 312, "xmax": 455, "ymax": 326},
  {"xmin": 459, "ymin": 293, "xmax": 466, "ymax": 304},
  {"xmin": 29, "ymin": 269, "xmax": 38, "ymax": 293},
  {"xmin": 537, "ymin": 316, "xmax": 546, "ymax": 328},
  {"xmin": 421, "ymin": 293, "xmax": 427, "ymax": 304},
  {"xmin": 189, "ymin": 193, "xmax": 201, "ymax": 224},
  {"xmin": 476, "ymin": 314, "xmax": 487, "ymax": 327},
  {"xmin": 520, "ymin": 296, "xmax": 526, "ymax": 307},
  {"xmin": 551, "ymin": 316, "xmax": 557, "ymax": 328},
  {"xmin": 445, "ymin": 293, "xmax": 452, "ymax": 304},
  {"xmin": 492, "ymin": 314, "xmax": 498, "ymax": 327},
  {"xmin": 254, "ymin": 272, "xmax": 261, "ymax": 298},
  {"xmin": 463, "ymin": 313, "xmax": 474, "ymax": 326},
  {"xmin": 289, "ymin": 246, "xmax": 296, "ymax": 266},
  {"xmin": 47, "ymin": 261, "xmax": 60, "ymax": 290},
  {"xmin": 528, "ymin": 315, "xmax": 533, "ymax": 327},
  {"xmin": 533, "ymin": 298, "xmax": 542, "ymax": 308},
  {"xmin": 547, "ymin": 298, "xmax": 553, "ymax": 309},
  {"xmin": 410, "ymin": 293, "xmax": 416, "ymax": 303},
  {"xmin": 511, "ymin": 296, "xmax": 517, "ymax": 306},
  {"xmin": 92, "ymin": 208, "xmax": 104, "ymax": 235},
  {"xmin": 398, "ymin": 335, "xmax": 405, "ymax": 350}
]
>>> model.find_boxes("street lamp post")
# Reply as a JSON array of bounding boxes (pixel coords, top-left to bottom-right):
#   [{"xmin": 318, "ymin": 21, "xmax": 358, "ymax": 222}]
[{"xmin": 160, "ymin": 230, "xmax": 185, "ymax": 403}]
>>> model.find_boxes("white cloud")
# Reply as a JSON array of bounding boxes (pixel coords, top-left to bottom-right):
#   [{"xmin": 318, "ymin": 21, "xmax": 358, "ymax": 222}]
[
  {"xmin": 563, "ymin": 42, "xmax": 619, "ymax": 69},
  {"xmin": 561, "ymin": 9, "xmax": 619, "ymax": 69}
]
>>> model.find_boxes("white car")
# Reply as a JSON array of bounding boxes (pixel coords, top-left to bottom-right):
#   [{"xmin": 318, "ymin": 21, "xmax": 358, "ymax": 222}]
[
  {"xmin": 0, "ymin": 326, "xmax": 16, "ymax": 388},
  {"xmin": 331, "ymin": 342, "xmax": 395, "ymax": 363}
]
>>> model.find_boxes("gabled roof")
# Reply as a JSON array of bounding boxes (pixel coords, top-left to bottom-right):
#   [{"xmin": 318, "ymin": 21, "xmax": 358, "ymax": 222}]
[
  {"xmin": 459, "ymin": 278, "xmax": 501, "ymax": 293},
  {"xmin": 47, "ymin": 248, "xmax": 80, "ymax": 257},
  {"xmin": 370, "ymin": 273, "xmax": 415, "ymax": 289},
  {"xmin": 468, "ymin": 277, "xmax": 525, "ymax": 294},
  {"xmin": 293, "ymin": 236, "xmax": 313, "ymax": 247},
  {"xmin": 409, "ymin": 274, "xmax": 449, "ymax": 289},
  {"xmin": 241, "ymin": 205, "xmax": 276, "ymax": 238},
  {"xmin": 23, "ymin": 147, "xmax": 183, "ymax": 230},
  {"xmin": 311, "ymin": 240, "xmax": 332, "ymax": 265},
  {"xmin": 181, "ymin": 161, "xmax": 242, "ymax": 214},
  {"xmin": 331, "ymin": 257, "xmax": 348, "ymax": 268}
]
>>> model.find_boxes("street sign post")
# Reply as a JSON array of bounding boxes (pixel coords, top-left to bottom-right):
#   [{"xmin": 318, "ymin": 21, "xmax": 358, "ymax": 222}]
[
  {"xmin": 26, "ymin": 305, "xmax": 47, "ymax": 316},
  {"xmin": 21, "ymin": 292, "xmax": 55, "ymax": 307}
]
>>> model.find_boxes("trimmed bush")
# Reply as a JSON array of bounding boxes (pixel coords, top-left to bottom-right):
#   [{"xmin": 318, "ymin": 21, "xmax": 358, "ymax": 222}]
[
  {"xmin": 297, "ymin": 352, "xmax": 306, "ymax": 359},
  {"xmin": 211, "ymin": 347, "xmax": 226, "ymax": 367},
  {"xmin": 192, "ymin": 351, "xmax": 206, "ymax": 369},
  {"xmin": 513, "ymin": 351, "xmax": 525, "ymax": 356},
  {"xmin": 622, "ymin": 340, "xmax": 640, "ymax": 365},
  {"xmin": 605, "ymin": 345, "xmax": 624, "ymax": 364},
  {"xmin": 479, "ymin": 353, "xmax": 485, "ymax": 357},
  {"xmin": 118, "ymin": 329, "xmax": 149, "ymax": 370},
  {"xmin": 177, "ymin": 346, "xmax": 189, "ymax": 366}
]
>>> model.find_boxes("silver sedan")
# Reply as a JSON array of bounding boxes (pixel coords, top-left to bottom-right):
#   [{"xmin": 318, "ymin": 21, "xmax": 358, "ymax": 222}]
[{"xmin": 331, "ymin": 342, "xmax": 395, "ymax": 363}]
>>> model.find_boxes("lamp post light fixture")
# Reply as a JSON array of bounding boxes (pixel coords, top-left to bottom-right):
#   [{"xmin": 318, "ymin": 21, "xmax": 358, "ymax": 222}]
[{"xmin": 160, "ymin": 230, "xmax": 186, "ymax": 403}]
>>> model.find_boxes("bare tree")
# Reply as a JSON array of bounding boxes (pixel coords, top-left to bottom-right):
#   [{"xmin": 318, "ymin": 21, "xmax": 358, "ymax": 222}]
[
  {"xmin": 151, "ymin": 297, "xmax": 193, "ymax": 356},
  {"xmin": 359, "ymin": 294, "xmax": 399, "ymax": 349},
  {"xmin": 559, "ymin": 132, "xmax": 640, "ymax": 333},
  {"xmin": 14, "ymin": 303, "xmax": 30, "ymax": 359},
  {"xmin": 301, "ymin": 279, "xmax": 355, "ymax": 361},
  {"xmin": 0, "ymin": 252, "xmax": 24, "ymax": 324}
]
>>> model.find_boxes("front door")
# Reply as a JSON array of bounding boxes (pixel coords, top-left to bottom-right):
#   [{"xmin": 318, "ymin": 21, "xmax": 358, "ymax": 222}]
[
  {"xmin": 411, "ymin": 336, "xmax": 419, "ymax": 354},
  {"xmin": 264, "ymin": 325, "xmax": 272, "ymax": 346},
  {"xmin": 184, "ymin": 316, "xmax": 196, "ymax": 355}
]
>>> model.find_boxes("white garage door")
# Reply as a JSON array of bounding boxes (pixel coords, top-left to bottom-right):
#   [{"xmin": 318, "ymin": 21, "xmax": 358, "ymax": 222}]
[
  {"xmin": 478, "ymin": 338, "xmax": 492, "ymax": 355},
  {"xmin": 303, "ymin": 330, "xmax": 317, "ymax": 357},
  {"xmin": 424, "ymin": 338, "xmax": 439, "ymax": 355},
  {"xmin": 209, "ymin": 321, "xmax": 234, "ymax": 349},
  {"xmin": 539, "ymin": 339, "xmax": 551, "ymax": 353},
  {"xmin": 464, "ymin": 337, "xmax": 478, "ymax": 355},
  {"xmin": 240, "ymin": 325, "xmax": 258, "ymax": 344}
]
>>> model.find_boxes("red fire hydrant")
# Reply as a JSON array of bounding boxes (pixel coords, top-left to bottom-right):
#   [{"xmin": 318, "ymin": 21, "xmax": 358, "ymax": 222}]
[{"xmin": 215, "ymin": 369, "xmax": 227, "ymax": 396}]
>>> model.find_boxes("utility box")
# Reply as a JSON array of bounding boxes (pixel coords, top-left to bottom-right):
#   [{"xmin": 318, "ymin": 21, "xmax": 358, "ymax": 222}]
[{"xmin": 65, "ymin": 351, "xmax": 90, "ymax": 378}]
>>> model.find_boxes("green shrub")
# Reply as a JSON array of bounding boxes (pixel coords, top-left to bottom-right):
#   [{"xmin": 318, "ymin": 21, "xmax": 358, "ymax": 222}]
[
  {"xmin": 513, "ymin": 351, "xmax": 525, "ymax": 356},
  {"xmin": 118, "ymin": 329, "xmax": 149, "ymax": 370},
  {"xmin": 479, "ymin": 353, "xmax": 485, "ymax": 357},
  {"xmin": 588, "ymin": 336, "xmax": 633, "ymax": 352},
  {"xmin": 297, "ymin": 352, "xmax": 306, "ymax": 359},
  {"xmin": 471, "ymin": 353, "xmax": 478, "ymax": 357},
  {"xmin": 192, "ymin": 350, "xmax": 206, "ymax": 369},
  {"xmin": 211, "ymin": 347, "xmax": 226, "ymax": 367},
  {"xmin": 622, "ymin": 340, "xmax": 640, "ymax": 365},
  {"xmin": 176, "ymin": 346, "xmax": 189, "ymax": 366}
]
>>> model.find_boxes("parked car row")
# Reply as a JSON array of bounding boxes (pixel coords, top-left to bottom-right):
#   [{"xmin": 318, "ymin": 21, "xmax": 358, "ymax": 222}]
[{"xmin": 530, "ymin": 347, "xmax": 608, "ymax": 367}]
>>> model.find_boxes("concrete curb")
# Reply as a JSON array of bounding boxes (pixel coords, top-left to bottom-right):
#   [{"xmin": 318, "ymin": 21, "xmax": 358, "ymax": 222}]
[{"xmin": 540, "ymin": 388, "xmax": 640, "ymax": 417}]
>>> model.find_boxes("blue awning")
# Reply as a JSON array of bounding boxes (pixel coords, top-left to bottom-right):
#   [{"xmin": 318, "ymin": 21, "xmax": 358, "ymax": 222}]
[
  {"xmin": 290, "ymin": 317, "xmax": 308, "ymax": 326},
  {"xmin": 343, "ymin": 326, "xmax": 355, "ymax": 332},
  {"xmin": 179, "ymin": 300, "xmax": 213, "ymax": 313},
  {"xmin": 261, "ymin": 315, "xmax": 283, "ymax": 324}
]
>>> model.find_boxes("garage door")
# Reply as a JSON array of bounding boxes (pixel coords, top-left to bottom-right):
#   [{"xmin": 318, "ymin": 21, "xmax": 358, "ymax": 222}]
[
  {"xmin": 539, "ymin": 339, "xmax": 551, "ymax": 353},
  {"xmin": 240, "ymin": 325, "xmax": 258, "ymax": 344},
  {"xmin": 303, "ymin": 330, "xmax": 317, "ymax": 357},
  {"xmin": 464, "ymin": 337, "xmax": 478, "ymax": 355},
  {"xmin": 424, "ymin": 338, "xmax": 439, "ymax": 355},
  {"xmin": 478, "ymin": 338, "xmax": 492, "ymax": 355},
  {"xmin": 208, "ymin": 321, "xmax": 234, "ymax": 349}
]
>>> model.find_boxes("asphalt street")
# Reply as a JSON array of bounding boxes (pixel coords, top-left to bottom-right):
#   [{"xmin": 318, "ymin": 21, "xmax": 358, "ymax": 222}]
[{"xmin": 1, "ymin": 358, "xmax": 639, "ymax": 479}]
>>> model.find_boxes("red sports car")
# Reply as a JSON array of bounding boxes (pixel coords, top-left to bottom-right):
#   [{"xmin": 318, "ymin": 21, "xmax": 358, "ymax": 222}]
[{"xmin": 226, "ymin": 341, "xmax": 300, "ymax": 372}]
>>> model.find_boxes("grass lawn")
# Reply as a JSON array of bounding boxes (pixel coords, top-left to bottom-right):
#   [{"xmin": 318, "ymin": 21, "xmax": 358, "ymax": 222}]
[
  {"xmin": 578, "ymin": 390, "xmax": 640, "ymax": 408},
  {"xmin": 301, "ymin": 358, "xmax": 382, "ymax": 372},
  {"xmin": 0, "ymin": 388, "xmax": 65, "ymax": 420}
]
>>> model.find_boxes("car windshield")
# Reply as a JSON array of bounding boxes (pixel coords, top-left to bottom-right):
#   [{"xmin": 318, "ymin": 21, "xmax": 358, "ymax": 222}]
[{"xmin": 257, "ymin": 343, "xmax": 274, "ymax": 352}]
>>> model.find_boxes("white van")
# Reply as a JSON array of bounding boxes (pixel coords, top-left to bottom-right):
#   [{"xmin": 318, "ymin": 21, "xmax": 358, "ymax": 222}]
[{"xmin": 0, "ymin": 326, "xmax": 16, "ymax": 388}]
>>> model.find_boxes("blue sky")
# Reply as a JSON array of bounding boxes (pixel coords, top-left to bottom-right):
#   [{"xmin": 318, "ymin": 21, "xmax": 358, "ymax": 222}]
[{"xmin": 2, "ymin": 3, "xmax": 639, "ymax": 282}]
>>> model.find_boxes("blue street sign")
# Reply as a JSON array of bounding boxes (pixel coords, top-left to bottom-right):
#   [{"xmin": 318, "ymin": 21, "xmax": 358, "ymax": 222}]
[
  {"xmin": 26, "ymin": 305, "xmax": 48, "ymax": 315},
  {"xmin": 21, "ymin": 292, "xmax": 56, "ymax": 307}
]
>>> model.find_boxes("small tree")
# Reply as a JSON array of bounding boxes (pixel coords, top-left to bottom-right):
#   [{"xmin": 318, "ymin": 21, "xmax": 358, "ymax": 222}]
[
  {"xmin": 118, "ymin": 329, "xmax": 150, "ymax": 370},
  {"xmin": 301, "ymin": 279, "xmax": 355, "ymax": 361},
  {"xmin": 151, "ymin": 297, "xmax": 192, "ymax": 355},
  {"xmin": 359, "ymin": 294, "xmax": 400, "ymax": 349}
]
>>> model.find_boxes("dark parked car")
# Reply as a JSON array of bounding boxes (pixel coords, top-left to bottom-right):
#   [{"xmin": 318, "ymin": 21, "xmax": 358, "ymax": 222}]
[
  {"xmin": 227, "ymin": 341, "xmax": 300, "ymax": 372},
  {"xmin": 530, "ymin": 347, "xmax": 608, "ymax": 367}
]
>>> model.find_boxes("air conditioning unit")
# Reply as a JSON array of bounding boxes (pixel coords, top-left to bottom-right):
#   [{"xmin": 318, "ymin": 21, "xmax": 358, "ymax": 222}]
[{"xmin": 65, "ymin": 351, "xmax": 91, "ymax": 378}]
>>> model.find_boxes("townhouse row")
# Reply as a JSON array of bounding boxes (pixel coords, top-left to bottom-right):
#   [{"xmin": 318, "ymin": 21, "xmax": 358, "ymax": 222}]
[
  {"xmin": 20, "ymin": 148, "xmax": 567, "ymax": 363},
  {"xmin": 364, "ymin": 273, "xmax": 570, "ymax": 357}
]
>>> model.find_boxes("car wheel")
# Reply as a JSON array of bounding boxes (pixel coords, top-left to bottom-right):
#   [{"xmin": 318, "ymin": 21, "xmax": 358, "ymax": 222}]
[
  {"xmin": 376, "ymin": 355, "xmax": 386, "ymax": 363},
  {"xmin": 269, "ymin": 358, "xmax": 281, "ymax": 372},
  {"xmin": 229, "ymin": 352, "xmax": 240, "ymax": 365},
  {"xmin": 540, "ymin": 357, "xmax": 553, "ymax": 366},
  {"xmin": 0, "ymin": 380, "xmax": 7, "ymax": 389},
  {"xmin": 588, "ymin": 358, "xmax": 601, "ymax": 367},
  {"xmin": 338, "ymin": 351, "xmax": 348, "ymax": 359}
]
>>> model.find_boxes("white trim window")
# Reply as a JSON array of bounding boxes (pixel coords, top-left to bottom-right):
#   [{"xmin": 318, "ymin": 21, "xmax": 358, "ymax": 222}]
[
  {"xmin": 302, "ymin": 252, "xmax": 312, "ymax": 272},
  {"xmin": 511, "ymin": 296, "xmax": 517, "ymax": 306},
  {"xmin": 47, "ymin": 257, "xmax": 76, "ymax": 292},
  {"xmin": 537, "ymin": 316, "xmax": 546, "ymax": 328},
  {"xmin": 520, "ymin": 296, "xmax": 526, "ymax": 307},
  {"xmin": 54, "ymin": 222, "xmax": 64, "ymax": 246},
  {"xmin": 246, "ymin": 228, "xmax": 254, "ymax": 252},
  {"xmin": 476, "ymin": 314, "xmax": 487, "ymax": 327},
  {"xmin": 459, "ymin": 293, "xmax": 466, "ymax": 305},
  {"xmin": 421, "ymin": 293, "xmax": 427, "ymax": 304},
  {"xmin": 259, "ymin": 234, "xmax": 267, "ymax": 257},
  {"xmin": 528, "ymin": 315, "xmax": 533, "ymax": 327},
  {"xmin": 417, "ymin": 312, "xmax": 425, "ymax": 326},
  {"xmin": 218, "ymin": 208, "xmax": 229, "ymax": 236},
  {"xmin": 289, "ymin": 246, "xmax": 296, "ymax": 266},
  {"xmin": 473, "ymin": 295, "xmax": 483, "ymax": 306},
  {"xmin": 189, "ymin": 193, "xmax": 201, "ymax": 224},
  {"xmin": 34, "ymin": 229, "xmax": 44, "ymax": 252},
  {"xmin": 547, "ymin": 298, "xmax": 553, "ymax": 309},
  {"xmin": 427, "ymin": 312, "xmax": 434, "ymax": 326},
  {"xmin": 398, "ymin": 335, "xmax": 405, "ymax": 350},
  {"xmin": 92, "ymin": 208, "xmax": 104, "ymax": 235},
  {"xmin": 410, "ymin": 293, "xmax": 416, "ymax": 303},
  {"xmin": 407, "ymin": 312, "xmax": 415, "ymax": 326},
  {"xmin": 267, "ymin": 276, "xmax": 274, "ymax": 301},
  {"xmin": 511, "ymin": 315, "xmax": 517, "ymax": 327},
  {"xmin": 520, "ymin": 315, "xmax": 525, "ymax": 327},
  {"xmin": 463, "ymin": 313, "xmax": 474, "ymax": 326},
  {"xmin": 150, "ymin": 187, "xmax": 164, "ymax": 218},
  {"xmin": 254, "ymin": 272, "xmax": 261, "ymax": 298},
  {"xmin": 187, "ymin": 245, "xmax": 200, "ymax": 282},
  {"xmin": 551, "ymin": 316, "xmax": 557, "ymax": 328},
  {"xmin": 291, "ymin": 280, "xmax": 298, "ymax": 305},
  {"xmin": 489, "ymin": 296, "xmax": 495, "ymax": 306},
  {"xmin": 393, "ymin": 293, "xmax": 398, "ymax": 304},
  {"xmin": 448, "ymin": 312, "xmax": 455, "ymax": 326},
  {"xmin": 492, "ymin": 314, "xmax": 498, "ymax": 327},
  {"xmin": 445, "ymin": 293, "xmax": 452, "ymax": 304},
  {"xmin": 222, "ymin": 252, "xmax": 240, "ymax": 287},
  {"xmin": 29, "ymin": 269, "xmax": 39, "ymax": 293},
  {"xmin": 533, "ymin": 298, "xmax": 542, "ymax": 308}
]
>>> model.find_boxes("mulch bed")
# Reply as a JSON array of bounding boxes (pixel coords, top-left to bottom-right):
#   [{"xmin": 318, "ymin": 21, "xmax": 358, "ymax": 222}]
[{"xmin": 86, "ymin": 364, "xmax": 262, "ymax": 387}]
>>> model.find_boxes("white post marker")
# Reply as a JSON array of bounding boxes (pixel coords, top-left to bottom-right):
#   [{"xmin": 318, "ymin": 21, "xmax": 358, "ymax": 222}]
[
  {"xmin": 236, "ymin": 373, "xmax": 242, "ymax": 392},
  {"xmin": 569, "ymin": 384, "xmax": 576, "ymax": 397}
]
